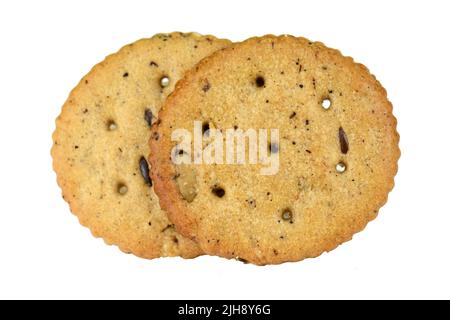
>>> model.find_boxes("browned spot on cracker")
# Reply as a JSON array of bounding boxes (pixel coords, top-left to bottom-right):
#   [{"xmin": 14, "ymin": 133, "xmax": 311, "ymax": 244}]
[{"xmin": 202, "ymin": 79, "xmax": 211, "ymax": 92}]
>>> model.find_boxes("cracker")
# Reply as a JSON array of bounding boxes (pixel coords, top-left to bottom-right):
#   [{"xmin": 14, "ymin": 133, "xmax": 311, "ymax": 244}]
[
  {"xmin": 149, "ymin": 35, "xmax": 400, "ymax": 265},
  {"xmin": 52, "ymin": 32, "xmax": 231, "ymax": 259}
]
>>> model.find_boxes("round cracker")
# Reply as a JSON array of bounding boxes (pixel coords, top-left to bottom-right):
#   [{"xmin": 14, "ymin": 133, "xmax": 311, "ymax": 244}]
[
  {"xmin": 150, "ymin": 35, "xmax": 400, "ymax": 265},
  {"xmin": 52, "ymin": 32, "xmax": 231, "ymax": 259}
]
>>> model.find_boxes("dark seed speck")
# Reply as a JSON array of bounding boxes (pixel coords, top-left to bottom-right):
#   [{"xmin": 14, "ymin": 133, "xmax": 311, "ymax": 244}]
[
  {"xmin": 144, "ymin": 109, "xmax": 153, "ymax": 127},
  {"xmin": 139, "ymin": 156, "xmax": 152, "ymax": 186},
  {"xmin": 339, "ymin": 127, "xmax": 349, "ymax": 154}
]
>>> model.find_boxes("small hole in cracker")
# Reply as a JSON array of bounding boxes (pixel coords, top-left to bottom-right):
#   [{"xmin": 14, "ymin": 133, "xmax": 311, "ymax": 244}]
[
  {"xmin": 107, "ymin": 120, "xmax": 117, "ymax": 131},
  {"xmin": 321, "ymin": 98, "xmax": 331, "ymax": 110},
  {"xmin": 281, "ymin": 208, "xmax": 293, "ymax": 222},
  {"xmin": 212, "ymin": 186, "xmax": 225, "ymax": 198},
  {"xmin": 160, "ymin": 76, "xmax": 170, "ymax": 88},
  {"xmin": 117, "ymin": 183, "xmax": 128, "ymax": 195},
  {"xmin": 202, "ymin": 122, "xmax": 210, "ymax": 136},
  {"xmin": 336, "ymin": 162, "xmax": 347, "ymax": 173},
  {"xmin": 255, "ymin": 76, "xmax": 265, "ymax": 88}
]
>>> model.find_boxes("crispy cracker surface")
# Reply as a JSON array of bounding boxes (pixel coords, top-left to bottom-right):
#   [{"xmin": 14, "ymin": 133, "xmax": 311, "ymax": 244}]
[
  {"xmin": 150, "ymin": 35, "xmax": 400, "ymax": 265},
  {"xmin": 52, "ymin": 32, "xmax": 231, "ymax": 259}
]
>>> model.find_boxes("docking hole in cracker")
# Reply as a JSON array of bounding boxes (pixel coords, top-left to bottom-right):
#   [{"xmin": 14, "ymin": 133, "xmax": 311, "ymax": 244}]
[
  {"xmin": 117, "ymin": 183, "xmax": 128, "ymax": 195},
  {"xmin": 255, "ymin": 76, "xmax": 265, "ymax": 87},
  {"xmin": 336, "ymin": 162, "xmax": 347, "ymax": 173},
  {"xmin": 211, "ymin": 186, "xmax": 226, "ymax": 198},
  {"xmin": 107, "ymin": 120, "xmax": 117, "ymax": 131},
  {"xmin": 160, "ymin": 76, "xmax": 170, "ymax": 88},
  {"xmin": 281, "ymin": 208, "xmax": 293, "ymax": 222},
  {"xmin": 202, "ymin": 122, "xmax": 210, "ymax": 136},
  {"xmin": 321, "ymin": 98, "xmax": 331, "ymax": 110}
]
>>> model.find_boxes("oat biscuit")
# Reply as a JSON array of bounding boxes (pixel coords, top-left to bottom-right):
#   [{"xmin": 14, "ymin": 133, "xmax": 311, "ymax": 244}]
[
  {"xmin": 150, "ymin": 35, "xmax": 400, "ymax": 265},
  {"xmin": 52, "ymin": 32, "xmax": 231, "ymax": 259}
]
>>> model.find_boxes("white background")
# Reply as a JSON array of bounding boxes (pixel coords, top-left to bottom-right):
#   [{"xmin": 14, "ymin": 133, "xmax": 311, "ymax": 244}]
[{"xmin": 0, "ymin": 0, "xmax": 449, "ymax": 300}]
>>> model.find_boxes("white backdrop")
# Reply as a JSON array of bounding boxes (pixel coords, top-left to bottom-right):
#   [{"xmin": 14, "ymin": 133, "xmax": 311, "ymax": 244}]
[{"xmin": 1, "ymin": 0, "xmax": 449, "ymax": 299}]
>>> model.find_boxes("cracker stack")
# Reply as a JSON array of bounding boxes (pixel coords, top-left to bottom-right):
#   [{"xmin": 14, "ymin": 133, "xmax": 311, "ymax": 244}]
[{"xmin": 52, "ymin": 32, "xmax": 399, "ymax": 265}]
